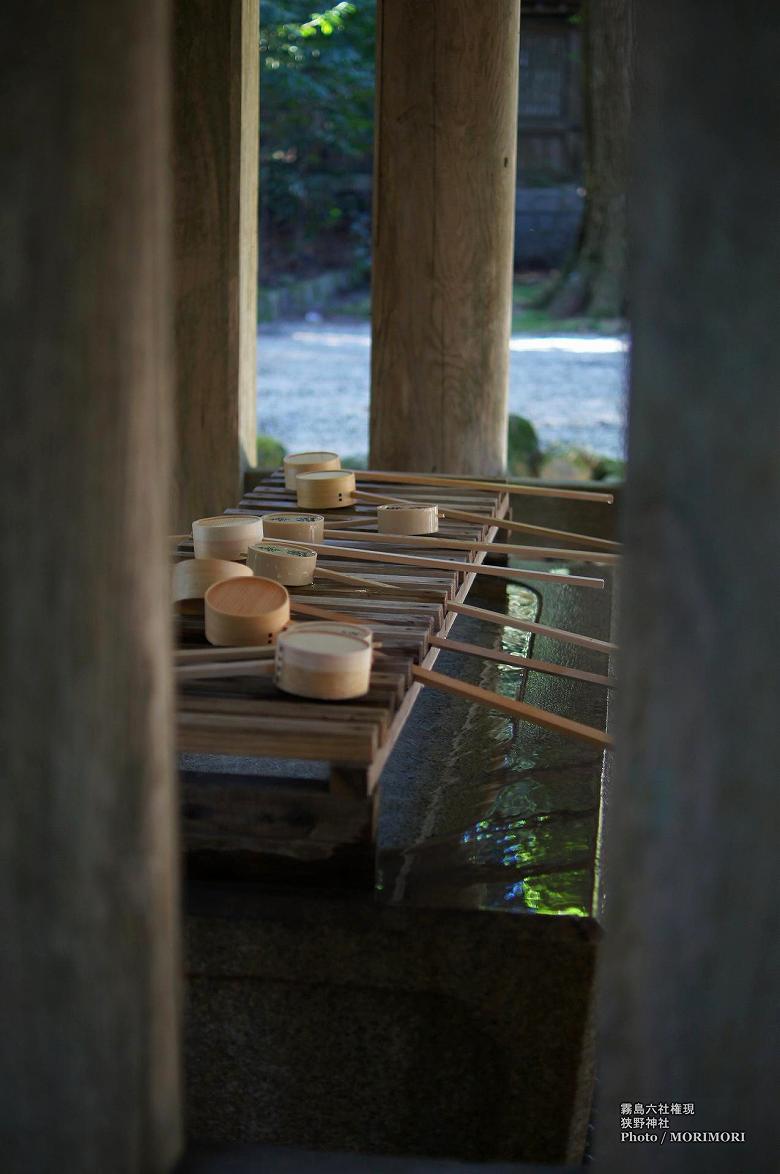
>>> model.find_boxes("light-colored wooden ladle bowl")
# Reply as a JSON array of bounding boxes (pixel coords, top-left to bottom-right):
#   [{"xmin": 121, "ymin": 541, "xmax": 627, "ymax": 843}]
[
  {"xmin": 295, "ymin": 469, "xmax": 356, "ymax": 510},
  {"xmin": 247, "ymin": 541, "xmax": 318, "ymax": 586},
  {"xmin": 377, "ymin": 502, "xmax": 439, "ymax": 535},
  {"xmin": 173, "ymin": 558, "xmax": 253, "ymax": 614},
  {"xmin": 192, "ymin": 514, "xmax": 263, "ymax": 561},
  {"xmin": 262, "ymin": 512, "xmax": 325, "ymax": 543},
  {"xmin": 204, "ymin": 576, "xmax": 290, "ymax": 647},
  {"xmin": 247, "ymin": 541, "xmax": 401, "ymax": 592},
  {"xmin": 283, "ymin": 450, "xmax": 341, "ymax": 490},
  {"xmin": 274, "ymin": 621, "xmax": 373, "ymax": 700}
]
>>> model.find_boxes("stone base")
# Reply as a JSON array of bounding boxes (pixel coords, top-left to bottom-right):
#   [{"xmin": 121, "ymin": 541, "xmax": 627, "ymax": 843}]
[
  {"xmin": 185, "ymin": 884, "xmax": 598, "ymax": 1165},
  {"xmin": 181, "ymin": 1141, "xmax": 576, "ymax": 1172}
]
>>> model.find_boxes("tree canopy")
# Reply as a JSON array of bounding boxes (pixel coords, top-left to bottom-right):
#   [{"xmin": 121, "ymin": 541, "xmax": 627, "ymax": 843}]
[{"xmin": 260, "ymin": 2, "xmax": 375, "ymax": 278}]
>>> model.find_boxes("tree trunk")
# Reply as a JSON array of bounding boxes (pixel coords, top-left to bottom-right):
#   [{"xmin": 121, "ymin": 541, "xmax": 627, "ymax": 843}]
[
  {"xmin": 546, "ymin": 0, "xmax": 633, "ymax": 320},
  {"xmin": 370, "ymin": 0, "xmax": 521, "ymax": 475}
]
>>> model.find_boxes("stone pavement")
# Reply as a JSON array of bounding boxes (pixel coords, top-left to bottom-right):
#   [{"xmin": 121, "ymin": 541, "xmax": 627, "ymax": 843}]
[
  {"xmin": 257, "ymin": 323, "xmax": 628, "ymax": 463},
  {"xmin": 181, "ymin": 1142, "xmax": 576, "ymax": 1171}
]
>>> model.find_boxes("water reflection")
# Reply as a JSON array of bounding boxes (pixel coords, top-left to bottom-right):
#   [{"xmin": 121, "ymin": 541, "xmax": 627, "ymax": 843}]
[{"xmin": 378, "ymin": 584, "xmax": 600, "ymax": 917}]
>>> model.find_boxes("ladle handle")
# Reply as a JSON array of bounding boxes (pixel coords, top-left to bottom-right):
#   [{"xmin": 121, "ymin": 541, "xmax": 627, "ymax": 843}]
[{"xmin": 412, "ymin": 666, "xmax": 613, "ymax": 750}]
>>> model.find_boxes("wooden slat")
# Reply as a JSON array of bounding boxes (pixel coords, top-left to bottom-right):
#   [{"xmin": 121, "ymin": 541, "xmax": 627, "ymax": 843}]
[
  {"xmin": 179, "ymin": 694, "xmax": 391, "ymax": 737},
  {"xmin": 177, "ymin": 660, "xmax": 275, "ymax": 681},
  {"xmin": 178, "ymin": 711, "xmax": 380, "ymax": 764}
]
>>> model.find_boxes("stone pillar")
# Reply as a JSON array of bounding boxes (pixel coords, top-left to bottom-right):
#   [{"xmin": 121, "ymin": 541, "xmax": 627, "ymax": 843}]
[
  {"xmin": 0, "ymin": 2, "xmax": 181, "ymax": 1170},
  {"xmin": 601, "ymin": 4, "xmax": 780, "ymax": 1170},
  {"xmin": 370, "ymin": 0, "xmax": 521, "ymax": 475},
  {"xmin": 172, "ymin": 0, "xmax": 259, "ymax": 530}
]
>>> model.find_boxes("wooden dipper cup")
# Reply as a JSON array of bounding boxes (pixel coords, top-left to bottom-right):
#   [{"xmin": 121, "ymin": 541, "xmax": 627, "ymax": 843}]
[
  {"xmin": 247, "ymin": 541, "xmax": 317, "ymax": 586},
  {"xmin": 173, "ymin": 558, "xmax": 253, "ymax": 614},
  {"xmin": 295, "ymin": 469, "xmax": 357, "ymax": 510},
  {"xmin": 192, "ymin": 514, "xmax": 263, "ymax": 560},
  {"xmin": 377, "ymin": 502, "xmax": 439, "ymax": 535},
  {"xmin": 283, "ymin": 450, "xmax": 340, "ymax": 490},
  {"xmin": 204, "ymin": 576, "xmax": 290, "ymax": 647},
  {"xmin": 249, "ymin": 542, "xmax": 400, "ymax": 592},
  {"xmin": 274, "ymin": 622, "xmax": 373, "ymax": 700},
  {"xmin": 262, "ymin": 512, "xmax": 326, "ymax": 543}
]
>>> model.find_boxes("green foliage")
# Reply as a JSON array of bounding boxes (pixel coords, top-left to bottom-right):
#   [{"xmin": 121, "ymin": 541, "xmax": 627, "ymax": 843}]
[
  {"xmin": 507, "ymin": 415, "xmax": 542, "ymax": 476},
  {"xmin": 260, "ymin": 1, "xmax": 375, "ymax": 279},
  {"xmin": 538, "ymin": 445, "xmax": 598, "ymax": 482},
  {"xmin": 299, "ymin": 3, "xmax": 356, "ymax": 36},
  {"xmin": 256, "ymin": 433, "xmax": 287, "ymax": 469},
  {"xmin": 511, "ymin": 278, "xmax": 626, "ymax": 335},
  {"xmin": 340, "ymin": 452, "xmax": 367, "ymax": 469},
  {"xmin": 327, "ymin": 289, "xmax": 372, "ymax": 319},
  {"xmin": 592, "ymin": 456, "xmax": 626, "ymax": 482}
]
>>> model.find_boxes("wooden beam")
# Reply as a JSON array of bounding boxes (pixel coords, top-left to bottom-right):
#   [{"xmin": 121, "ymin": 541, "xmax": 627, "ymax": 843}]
[
  {"xmin": 370, "ymin": 0, "xmax": 522, "ymax": 475},
  {"xmin": 601, "ymin": 3, "xmax": 780, "ymax": 1166},
  {"xmin": 172, "ymin": 0, "xmax": 259, "ymax": 530},
  {"xmin": 0, "ymin": 1, "xmax": 181, "ymax": 1166}
]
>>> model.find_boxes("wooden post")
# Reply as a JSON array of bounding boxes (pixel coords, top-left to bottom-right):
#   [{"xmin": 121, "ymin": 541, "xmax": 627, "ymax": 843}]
[
  {"xmin": 601, "ymin": 4, "xmax": 780, "ymax": 1168},
  {"xmin": 172, "ymin": 0, "xmax": 259, "ymax": 530},
  {"xmin": 0, "ymin": 2, "xmax": 181, "ymax": 1170},
  {"xmin": 370, "ymin": 0, "xmax": 521, "ymax": 476}
]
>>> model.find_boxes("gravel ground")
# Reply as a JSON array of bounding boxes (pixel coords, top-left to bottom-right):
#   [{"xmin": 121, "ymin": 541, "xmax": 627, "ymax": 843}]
[{"xmin": 258, "ymin": 321, "xmax": 629, "ymax": 461}]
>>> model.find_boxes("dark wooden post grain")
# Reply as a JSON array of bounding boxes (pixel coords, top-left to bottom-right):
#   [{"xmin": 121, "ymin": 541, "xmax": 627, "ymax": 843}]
[
  {"xmin": 0, "ymin": 2, "xmax": 182, "ymax": 1169},
  {"xmin": 172, "ymin": 0, "xmax": 260, "ymax": 531},
  {"xmin": 601, "ymin": 4, "xmax": 780, "ymax": 1168},
  {"xmin": 370, "ymin": 0, "xmax": 521, "ymax": 476}
]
